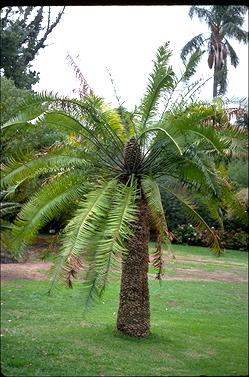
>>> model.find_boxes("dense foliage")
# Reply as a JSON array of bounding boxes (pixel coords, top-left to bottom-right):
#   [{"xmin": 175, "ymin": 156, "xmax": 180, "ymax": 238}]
[{"xmin": 0, "ymin": 6, "xmax": 65, "ymax": 89}]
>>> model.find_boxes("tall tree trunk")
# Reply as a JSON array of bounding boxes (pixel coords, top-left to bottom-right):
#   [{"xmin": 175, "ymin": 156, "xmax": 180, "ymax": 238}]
[
  {"xmin": 117, "ymin": 196, "xmax": 150, "ymax": 337},
  {"xmin": 213, "ymin": 64, "xmax": 218, "ymax": 98}
]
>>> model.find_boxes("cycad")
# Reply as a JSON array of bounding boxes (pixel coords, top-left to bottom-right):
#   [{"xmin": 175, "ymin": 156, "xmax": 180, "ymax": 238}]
[{"xmin": 1, "ymin": 43, "xmax": 247, "ymax": 337}]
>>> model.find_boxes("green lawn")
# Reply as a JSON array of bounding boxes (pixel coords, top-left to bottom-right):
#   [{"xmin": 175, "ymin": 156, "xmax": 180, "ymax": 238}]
[{"xmin": 1, "ymin": 245, "xmax": 248, "ymax": 376}]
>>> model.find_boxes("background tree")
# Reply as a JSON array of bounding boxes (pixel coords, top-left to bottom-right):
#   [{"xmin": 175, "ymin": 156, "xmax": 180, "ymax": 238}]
[
  {"xmin": 0, "ymin": 6, "xmax": 65, "ymax": 89},
  {"xmin": 181, "ymin": 5, "xmax": 248, "ymax": 98},
  {"xmin": 1, "ymin": 43, "xmax": 247, "ymax": 338}
]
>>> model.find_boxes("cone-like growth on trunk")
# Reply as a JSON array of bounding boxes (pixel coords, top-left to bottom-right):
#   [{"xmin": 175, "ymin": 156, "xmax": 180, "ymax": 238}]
[{"xmin": 124, "ymin": 137, "xmax": 142, "ymax": 174}]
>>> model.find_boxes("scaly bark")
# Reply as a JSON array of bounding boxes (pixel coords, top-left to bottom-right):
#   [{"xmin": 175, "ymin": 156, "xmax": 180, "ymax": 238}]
[{"xmin": 117, "ymin": 196, "xmax": 150, "ymax": 337}]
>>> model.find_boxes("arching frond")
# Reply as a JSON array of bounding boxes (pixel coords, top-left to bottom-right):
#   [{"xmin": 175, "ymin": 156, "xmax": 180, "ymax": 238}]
[
  {"xmin": 9, "ymin": 171, "xmax": 90, "ymax": 255},
  {"xmin": 189, "ymin": 6, "xmax": 211, "ymax": 23},
  {"xmin": 158, "ymin": 182, "xmax": 223, "ymax": 255},
  {"xmin": 180, "ymin": 147, "xmax": 219, "ymax": 195},
  {"xmin": 139, "ymin": 42, "xmax": 175, "ymax": 130},
  {"xmin": 219, "ymin": 183, "xmax": 248, "ymax": 226},
  {"xmin": 224, "ymin": 39, "xmax": 239, "ymax": 67},
  {"xmin": 181, "ymin": 34, "xmax": 206, "ymax": 62},
  {"xmin": 141, "ymin": 176, "xmax": 174, "ymax": 280},
  {"xmin": 139, "ymin": 127, "xmax": 182, "ymax": 157},
  {"xmin": 1, "ymin": 146, "xmax": 92, "ymax": 189},
  {"xmin": 82, "ymin": 178, "xmax": 138, "ymax": 307},
  {"xmin": 221, "ymin": 23, "xmax": 248, "ymax": 44},
  {"xmin": 2, "ymin": 91, "xmax": 127, "ymax": 157},
  {"xmin": 161, "ymin": 104, "xmax": 229, "ymax": 155},
  {"xmin": 48, "ymin": 180, "xmax": 117, "ymax": 293},
  {"xmin": 182, "ymin": 49, "xmax": 205, "ymax": 81},
  {"xmin": 49, "ymin": 178, "xmax": 138, "ymax": 308}
]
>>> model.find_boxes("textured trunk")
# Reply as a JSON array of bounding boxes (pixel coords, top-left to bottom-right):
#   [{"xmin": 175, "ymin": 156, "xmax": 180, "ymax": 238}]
[
  {"xmin": 117, "ymin": 197, "xmax": 150, "ymax": 337},
  {"xmin": 213, "ymin": 64, "xmax": 218, "ymax": 99}
]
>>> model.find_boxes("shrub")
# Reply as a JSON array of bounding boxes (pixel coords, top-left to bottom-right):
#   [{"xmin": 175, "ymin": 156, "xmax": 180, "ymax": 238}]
[
  {"xmin": 172, "ymin": 224, "xmax": 200, "ymax": 245},
  {"xmin": 219, "ymin": 230, "xmax": 248, "ymax": 251},
  {"xmin": 172, "ymin": 224, "xmax": 248, "ymax": 251}
]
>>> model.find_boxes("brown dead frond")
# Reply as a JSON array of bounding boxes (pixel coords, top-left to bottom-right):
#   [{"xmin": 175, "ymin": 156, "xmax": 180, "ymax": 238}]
[
  {"xmin": 63, "ymin": 255, "xmax": 84, "ymax": 288},
  {"xmin": 66, "ymin": 53, "xmax": 94, "ymax": 98}
]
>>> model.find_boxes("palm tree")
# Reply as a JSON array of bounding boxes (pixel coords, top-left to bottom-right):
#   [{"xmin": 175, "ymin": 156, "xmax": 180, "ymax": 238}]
[
  {"xmin": 181, "ymin": 5, "xmax": 248, "ymax": 98},
  {"xmin": 1, "ymin": 43, "xmax": 247, "ymax": 338}
]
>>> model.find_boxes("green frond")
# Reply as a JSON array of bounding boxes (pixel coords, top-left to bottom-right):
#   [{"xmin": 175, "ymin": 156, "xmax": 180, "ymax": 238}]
[
  {"xmin": 141, "ymin": 176, "xmax": 174, "ymax": 279},
  {"xmin": 49, "ymin": 178, "xmax": 139, "ymax": 308},
  {"xmin": 29, "ymin": 111, "xmax": 87, "ymax": 136},
  {"xmin": 181, "ymin": 34, "xmax": 206, "ymax": 62},
  {"xmin": 0, "ymin": 201, "xmax": 21, "ymax": 216},
  {"xmin": 48, "ymin": 180, "xmax": 118, "ymax": 295},
  {"xmin": 182, "ymin": 49, "xmax": 205, "ymax": 81},
  {"xmin": 195, "ymin": 193, "xmax": 224, "ymax": 230},
  {"xmin": 86, "ymin": 99, "xmax": 127, "ymax": 144},
  {"xmin": 224, "ymin": 39, "xmax": 239, "ymax": 67},
  {"xmin": 82, "ymin": 178, "xmax": 139, "ymax": 307},
  {"xmin": 9, "ymin": 90, "xmax": 63, "ymax": 112},
  {"xmin": 139, "ymin": 42, "xmax": 175, "ymax": 130},
  {"xmin": 1, "ymin": 95, "xmax": 51, "ymax": 132},
  {"xmin": 9, "ymin": 171, "xmax": 90, "ymax": 255},
  {"xmin": 1, "ymin": 146, "xmax": 91, "ymax": 189},
  {"xmin": 181, "ymin": 146, "xmax": 218, "ymax": 194},
  {"xmin": 139, "ymin": 127, "xmax": 182, "ymax": 157},
  {"xmin": 2, "ymin": 91, "xmax": 125, "ymax": 160},
  {"xmin": 159, "ymin": 183, "xmax": 223, "ymax": 255},
  {"xmin": 219, "ymin": 183, "xmax": 248, "ymax": 226},
  {"xmin": 222, "ymin": 23, "xmax": 248, "ymax": 44},
  {"xmin": 189, "ymin": 6, "xmax": 211, "ymax": 23},
  {"xmin": 163, "ymin": 103, "xmax": 228, "ymax": 154}
]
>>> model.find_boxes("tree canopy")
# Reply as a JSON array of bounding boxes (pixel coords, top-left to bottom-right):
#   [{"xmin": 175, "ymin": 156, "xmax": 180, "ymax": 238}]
[
  {"xmin": 0, "ymin": 6, "xmax": 65, "ymax": 89},
  {"xmin": 181, "ymin": 5, "xmax": 248, "ymax": 97}
]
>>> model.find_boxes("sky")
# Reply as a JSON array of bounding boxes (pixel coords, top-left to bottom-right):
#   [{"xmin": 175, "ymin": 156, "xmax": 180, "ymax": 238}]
[{"xmin": 32, "ymin": 5, "xmax": 249, "ymax": 110}]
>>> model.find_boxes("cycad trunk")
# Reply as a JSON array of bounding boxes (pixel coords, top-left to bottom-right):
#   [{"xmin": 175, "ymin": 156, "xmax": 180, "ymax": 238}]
[{"xmin": 117, "ymin": 197, "xmax": 150, "ymax": 337}]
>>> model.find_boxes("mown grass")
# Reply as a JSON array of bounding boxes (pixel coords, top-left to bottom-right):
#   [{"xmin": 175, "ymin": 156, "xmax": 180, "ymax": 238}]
[{"xmin": 1, "ymin": 245, "xmax": 248, "ymax": 376}]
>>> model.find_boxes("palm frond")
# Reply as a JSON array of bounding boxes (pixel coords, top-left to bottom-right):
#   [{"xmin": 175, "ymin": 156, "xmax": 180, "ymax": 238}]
[
  {"xmin": 181, "ymin": 146, "xmax": 219, "ymax": 194},
  {"xmin": 221, "ymin": 23, "xmax": 248, "ymax": 44},
  {"xmin": 1, "ymin": 146, "xmax": 91, "ymax": 189},
  {"xmin": 189, "ymin": 6, "xmax": 211, "ymax": 23},
  {"xmin": 182, "ymin": 49, "xmax": 205, "ymax": 81},
  {"xmin": 139, "ymin": 42, "xmax": 175, "ymax": 130},
  {"xmin": 82, "ymin": 177, "xmax": 139, "ymax": 307},
  {"xmin": 159, "ymin": 182, "xmax": 223, "ymax": 255},
  {"xmin": 180, "ymin": 34, "xmax": 206, "ymax": 62},
  {"xmin": 9, "ymin": 171, "xmax": 90, "ymax": 255},
  {"xmin": 141, "ymin": 176, "xmax": 174, "ymax": 280},
  {"xmin": 224, "ymin": 39, "xmax": 239, "ymax": 67},
  {"xmin": 0, "ymin": 201, "xmax": 21, "ymax": 216},
  {"xmin": 219, "ymin": 183, "xmax": 248, "ymax": 226},
  {"xmin": 162, "ymin": 103, "xmax": 228, "ymax": 155},
  {"xmin": 139, "ymin": 127, "xmax": 182, "ymax": 158},
  {"xmin": 48, "ymin": 180, "xmax": 118, "ymax": 295}
]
